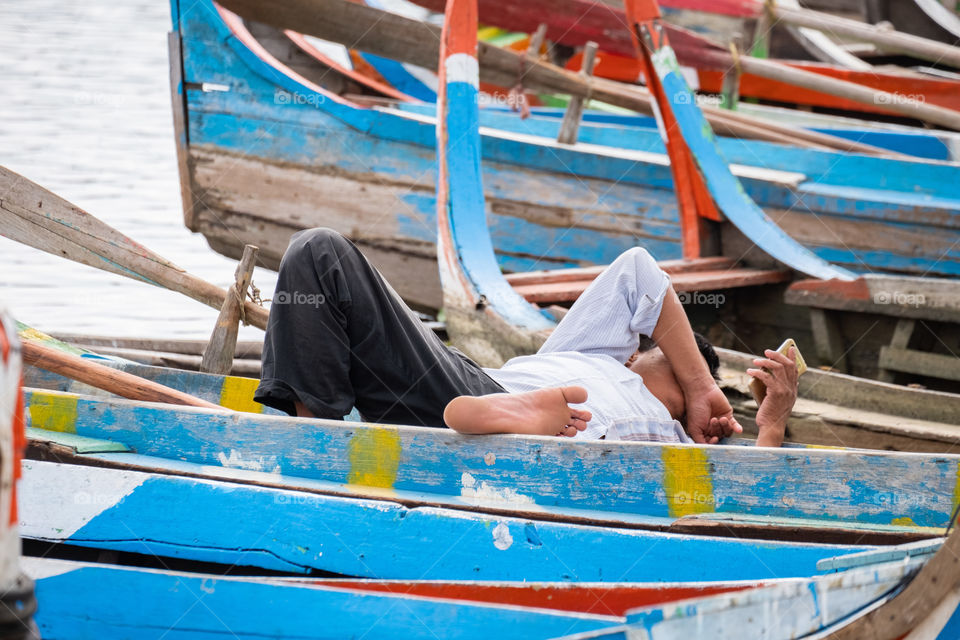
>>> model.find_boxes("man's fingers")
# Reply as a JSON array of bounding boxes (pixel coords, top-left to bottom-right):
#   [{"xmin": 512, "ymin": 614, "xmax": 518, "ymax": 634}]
[
  {"xmin": 754, "ymin": 357, "xmax": 784, "ymax": 373},
  {"xmin": 747, "ymin": 368, "xmax": 775, "ymax": 386},
  {"xmin": 765, "ymin": 349, "xmax": 794, "ymax": 366}
]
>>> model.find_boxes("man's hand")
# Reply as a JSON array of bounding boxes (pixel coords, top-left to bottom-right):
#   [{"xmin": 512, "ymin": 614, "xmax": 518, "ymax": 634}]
[
  {"xmin": 683, "ymin": 382, "xmax": 742, "ymax": 444},
  {"xmin": 747, "ymin": 348, "xmax": 799, "ymax": 447}
]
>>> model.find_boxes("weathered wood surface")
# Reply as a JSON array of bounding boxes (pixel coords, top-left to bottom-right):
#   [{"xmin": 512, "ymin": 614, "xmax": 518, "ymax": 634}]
[
  {"xmin": 173, "ymin": 0, "xmax": 960, "ymax": 309},
  {"xmin": 21, "ymin": 341, "xmax": 221, "ymax": 410},
  {"xmin": 511, "ymin": 266, "xmax": 790, "ymax": 304},
  {"xmin": 769, "ymin": 3, "xmax": 960, "ymax": 68},
  {"xmin": 865, "ymin": 0, "xmax": 960, "ymax": 47},
  {"xmin": 200, "ymin": 244, "xmax": 258, "ymax": 375},
  {"xmin": 606, "ymin": 555, "xmax": 944, "ymax": 639},
  {"xmin": 21, "ymin": 388, "xmax": 960, "ymax": 534},
  {"xmin": 819, "ymin": 518, "xmax": 960, "ymax": 638},
  {"xmin": 49, "ymin": 333, "xmax": 264, "ymax": 359},
  {"xmin": 20, "ymin": 460, "xmax": 870, "ymax": 581},
  {"xmin": 24, "ymin": 558, "xmax": 617, "ymax": 640},
  {"xmin": 0, "ymin": 166, "xmax": 269, "ymax": 329},
  {"xmin": 216, "ymin": 0, "xmax": 890, "ymax": 153},
  {"xmin": 292, "ymin": 578, "xmax": 758, "ymax": 616},
  {"xmin": 785, "ymin": 276, "xmax": 960, "ymax": 324},
  {"xmin": 403, "ymin": 0, "xmax": 960, "ymax": 127},
  {"xmin": 556, "ymin": 41, "xmax": 599, "ymax": 145}
]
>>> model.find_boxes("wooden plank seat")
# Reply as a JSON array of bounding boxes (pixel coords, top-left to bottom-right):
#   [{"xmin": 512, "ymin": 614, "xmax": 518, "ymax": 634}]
[
  {"xmin": 785, "ymin": 276, "xmax": 960, "ymax": 381},
  {"xmin": 506, "ymin": 257, "xmax": 791, "ymax": 304}
]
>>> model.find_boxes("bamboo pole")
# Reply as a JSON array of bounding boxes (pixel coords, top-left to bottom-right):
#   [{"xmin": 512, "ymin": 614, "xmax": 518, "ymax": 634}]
[
  {"xmin": 772, "ymin": 4, "xmax": 960, "ymax": 69},
  {"xmin": 22, "ymin": 340, "xmax": 223, "ymax": 410},
  {"xmin": 729, "ymin": 53, "xmax": 960, "ymax": 130},
  {"xmin": 215, "ymin": 0, "xmax": 900, "ymax": 154}
]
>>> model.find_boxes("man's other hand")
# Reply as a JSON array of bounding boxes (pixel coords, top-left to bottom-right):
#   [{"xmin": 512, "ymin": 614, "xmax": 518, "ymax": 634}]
[
  {"xmin": 684, "ymin": 383, "xmax": 742, "ymax": 444},
  {"xmin": 747, "ymin": 347, "xmax": 799, "ymax": 446}
]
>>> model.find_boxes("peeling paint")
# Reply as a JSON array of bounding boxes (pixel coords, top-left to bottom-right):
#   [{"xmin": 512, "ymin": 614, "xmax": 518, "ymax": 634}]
[{"xmin": 492, "ymin": 522, "xmax": 513, "ymax": 550}]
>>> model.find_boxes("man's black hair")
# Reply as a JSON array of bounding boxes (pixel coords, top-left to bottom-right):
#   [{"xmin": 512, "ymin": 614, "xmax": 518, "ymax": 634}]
[{"xmin": 636, "ymin": 333, "xmax": 720, "ymax": 380}]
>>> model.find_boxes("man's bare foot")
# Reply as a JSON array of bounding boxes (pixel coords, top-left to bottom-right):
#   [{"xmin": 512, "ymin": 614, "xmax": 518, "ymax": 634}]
[{"xmin": 443, "ymin": 386, "xmax": 591, "ymax": 437}]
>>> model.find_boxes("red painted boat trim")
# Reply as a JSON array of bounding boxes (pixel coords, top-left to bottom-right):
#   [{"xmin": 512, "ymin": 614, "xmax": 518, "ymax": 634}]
[
  {"xmin": 284, "ymin": 30, "xmax": 416, "ymax": 103},
  {"xmin": 304, "ymin": 580, "xmax": 757, "ymax": 615}
]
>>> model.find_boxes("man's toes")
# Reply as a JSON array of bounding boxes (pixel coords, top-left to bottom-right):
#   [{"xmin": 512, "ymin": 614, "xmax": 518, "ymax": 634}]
[
  {"xmin": 568, "ymin": 418, "xmax": 588, "ymax": 431},
  {"xmin": 560, "ymin": 386, "xmax": 588, "ymax": 405},
  {"xmin": 570, "ymin": 408, "xmax": 592, "ymax": 423}
]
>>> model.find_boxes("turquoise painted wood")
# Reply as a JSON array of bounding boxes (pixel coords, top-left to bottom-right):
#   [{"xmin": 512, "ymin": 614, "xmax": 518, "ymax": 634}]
[
  {"xmin": 23, "ymin": 360, "xmax": 282, "ymax": 415},
  {"xmin": 613, "ymin": 555, "xmax": 959, "ymax": 639},
  {"xmin": 25, "ymin": 558, "xmax": 615, "ymax": 639},
  {"xmin": 19, "ymin": 460, "xmax": 873, "ymax": 581},
  {"xmin": 22, "ymin": 388, "xmax": 960, "ymax": 533},
  {"xmin": 173, "ymin": 0, "xmax": 960, "ymax": 278}
]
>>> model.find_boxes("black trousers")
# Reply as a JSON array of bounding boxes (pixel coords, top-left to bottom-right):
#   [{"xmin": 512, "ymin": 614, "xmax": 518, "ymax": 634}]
[{"xmin": 254, "ymin": 228, "xmax": 504, "ymax": 426}]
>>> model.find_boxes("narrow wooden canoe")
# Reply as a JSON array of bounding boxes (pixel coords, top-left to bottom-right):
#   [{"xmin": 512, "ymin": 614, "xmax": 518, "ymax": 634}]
[
  {"xmin": 24, "ymin": 557, "xmax": 620, "ymax": 639},
  {"xmin": 20, "ymin": 458, "xmax": 874, "ymax": 580},
  {"xmin": 169, "ymin": 0, "xmax": 960, "ymax": 317},
  {"xmin": 21, "ymin": 388, "xmax": 960, "ymax": 542},
  {"xmin": 552, "ymin": 525, "xmax": 960, "ymax": 639},
  {"xmin": 19, "ymin": 321, "xmax": 960, "ymax": 453}
]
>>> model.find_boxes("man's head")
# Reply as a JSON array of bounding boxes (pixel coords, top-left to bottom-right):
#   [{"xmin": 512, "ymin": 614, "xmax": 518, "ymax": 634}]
[{"xmin": 626, "ymin": 333, "xmax": 719, "ymax": 421}]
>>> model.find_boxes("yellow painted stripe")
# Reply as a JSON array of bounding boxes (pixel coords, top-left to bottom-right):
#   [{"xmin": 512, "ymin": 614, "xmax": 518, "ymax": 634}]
[
  {"xmin": 348, "ymin": 428, "xmax": 402, "ymax": 490},
  {"xmin": 662, "ymin": 446, "xmax": 715, "ymax": 518},
  {"xmin": 952, "ymin": 461, "xmax": 960, "ymax": 524},
  {"xmin": 27, "ymin": 393, "xmax": 79, "ymax": 433},
  {"xmin": 218, "ymin": 376, "xmax": 264, "ymax": 413}
]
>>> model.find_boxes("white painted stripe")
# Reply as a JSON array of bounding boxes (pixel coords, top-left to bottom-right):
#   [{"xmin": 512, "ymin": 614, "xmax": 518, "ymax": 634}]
[
  {"xmin": 21, "ymin": 557, "xmax": 80, "ymax": 580},
  {"xmin": 402, "ymin": 62, "xmax": 440, "ymax": 93},
  {"xmin": 378, "ymin": 107, "xmax": 808, "ymax": 186},
  {"xmin": 679, "ymin": 65, "xmax": 700, "ymax": 91},
  {"xmin": 20, "ymin": 461, "xmax": 147, "ymax": 540},
  {"xmin": 444, "ymin": 53, "xmax": 479, "ymax": 88}
]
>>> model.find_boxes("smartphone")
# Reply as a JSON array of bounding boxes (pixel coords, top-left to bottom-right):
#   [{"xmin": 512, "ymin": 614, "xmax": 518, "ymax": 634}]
[{"xmin": 749, "ymin": 338, "xmax": 807, "ymax": 406}]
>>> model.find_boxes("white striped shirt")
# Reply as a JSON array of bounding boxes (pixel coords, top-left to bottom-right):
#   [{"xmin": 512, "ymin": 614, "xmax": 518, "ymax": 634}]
[{"xmin": 484, "ymin": 248, "xmax": 693, "ymax": 443}]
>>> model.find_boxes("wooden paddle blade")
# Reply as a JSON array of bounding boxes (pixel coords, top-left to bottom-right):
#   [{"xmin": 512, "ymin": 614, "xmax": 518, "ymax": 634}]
[
  {"xmin": 0, "ymin": 165, "xmax": 182, "ymax": 284},
  {"xmin": 0, "ymin": 166, "xmax": 269, "ymax": 329}
]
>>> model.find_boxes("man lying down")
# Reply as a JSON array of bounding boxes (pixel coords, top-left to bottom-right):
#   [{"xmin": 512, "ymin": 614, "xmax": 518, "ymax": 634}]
[{"xmin": 255, "ymin": 228, "xmax": 800, "ymax": 447}]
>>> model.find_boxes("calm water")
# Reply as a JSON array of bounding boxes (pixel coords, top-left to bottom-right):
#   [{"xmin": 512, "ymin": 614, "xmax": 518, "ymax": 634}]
[{"xmin": 0, "ymin": 0, "xmax": 277, "ymax": 339}]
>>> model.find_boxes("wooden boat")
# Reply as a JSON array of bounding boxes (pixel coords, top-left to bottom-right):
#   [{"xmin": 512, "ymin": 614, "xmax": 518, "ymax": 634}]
[
  {"xmin": 24, "ymin": 558, "xmax": 620, "ymax": 639},
  {"xmin": 20, "ymin": 456, "xmax": 876, "ymax": 580},
  {"xmin": 21, "ymin": 385, "xmax": 960, "ymax": 544},
  {"xmin": 19, "ymin": 322, "xmax": 960, "ymax": 453},
  {"xmin": 428, "ymin": 0, "xmax": 960, "ymax": 390},
  {"xmin": 24, "ymin": 538, "xmax": 958, "ymax": 638},
  {"xmin": 406, "ymin": 0, "xmax": 960, "ymax": 116},
  {"xmin": 0, "ymin": 311, "xmax": 37, "ymax": 637},
  {"xmin": 169, "ymin": 0, "xmax": 960, "ymax": 316},
  {"xmin": 286, "ymin": 21, "xmax": 960, "ymax": 162},
  {"xmin": 550, "ymin": 534, "xmax": 960, "ymax": 638}
]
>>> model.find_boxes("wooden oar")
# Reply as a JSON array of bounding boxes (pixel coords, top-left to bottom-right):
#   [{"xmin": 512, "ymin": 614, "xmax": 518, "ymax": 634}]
[
  {"xmin": 0, "ymin": 166, "xmax": 269, "ymax": 330},
  {"xmin": 21, "ymin": 340, "xmax": 222, "ymax": 410}
]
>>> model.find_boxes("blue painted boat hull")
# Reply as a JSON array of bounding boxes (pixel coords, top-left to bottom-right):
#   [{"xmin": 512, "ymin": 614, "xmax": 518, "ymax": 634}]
[{"xmin": 171, "ymin": 0, "xmax": 960, "ymax": 310}]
